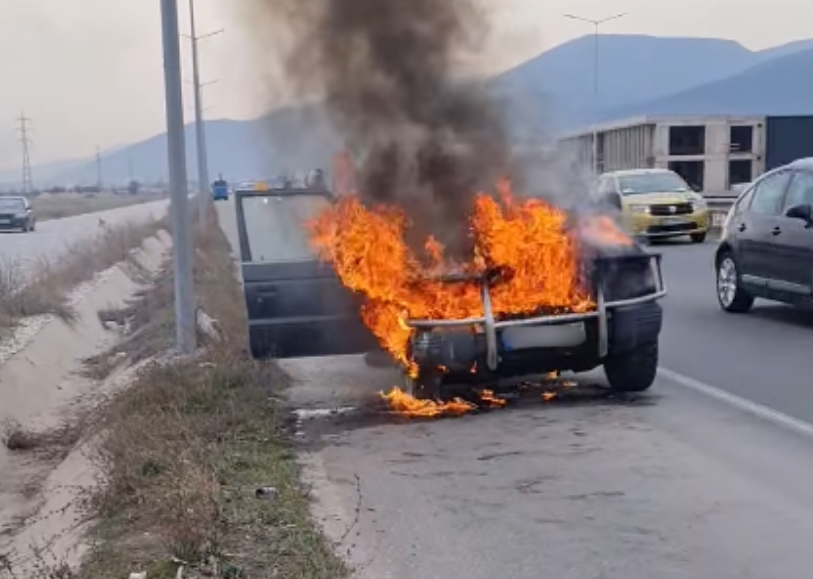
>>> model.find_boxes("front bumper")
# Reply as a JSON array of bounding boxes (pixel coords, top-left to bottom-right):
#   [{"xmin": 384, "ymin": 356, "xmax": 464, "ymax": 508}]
[
  {"xmin": 407, "ymin": 253, "xmax": 666, "ymax": 379},
  {"xmin": 630, "ymin": 209, "xmax": 709, "ymax": 237}
]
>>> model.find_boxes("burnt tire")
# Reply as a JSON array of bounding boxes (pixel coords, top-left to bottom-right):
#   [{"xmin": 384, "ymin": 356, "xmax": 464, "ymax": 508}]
[
  {"xmin": 604, "ymin": 341, "xmax": 658, "ymax": 393},
  {"xmin": 403, "ymin": 369, "xmax": 443, "ymax": 401},
  {"xmin": 690, "ymin": 231, "xmax": 707, "ymax": 243},
  {"xmin": 716, "ymin": 252, "xmax": 754, "ymax": 313}
]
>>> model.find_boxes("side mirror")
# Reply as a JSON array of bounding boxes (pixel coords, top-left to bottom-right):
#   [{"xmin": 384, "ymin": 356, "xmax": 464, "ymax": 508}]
[
  {"xmin": 785, "ymin": 203, "xmax": 813, "ymax": 225},
  {"xmin": 689, "ymin": 183, "xmax": 701, "ymax": 193}
]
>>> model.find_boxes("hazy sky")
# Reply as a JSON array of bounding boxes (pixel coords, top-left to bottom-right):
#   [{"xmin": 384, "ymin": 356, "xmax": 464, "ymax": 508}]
[{"xmin": 0, "ymin": 0, "xmax": 810, "ymax": 171}]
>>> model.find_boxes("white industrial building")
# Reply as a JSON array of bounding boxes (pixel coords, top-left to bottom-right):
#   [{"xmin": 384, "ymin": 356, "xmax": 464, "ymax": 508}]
[{"xmin": 557, "ymin": 115, "xmax": 768, "ymax": 194}]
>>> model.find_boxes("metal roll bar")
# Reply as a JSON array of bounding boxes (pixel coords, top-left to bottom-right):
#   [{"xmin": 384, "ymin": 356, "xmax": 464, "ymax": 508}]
[{"xmin": 407, "ymin": 253, "xmax": 667, "ymax": 366}]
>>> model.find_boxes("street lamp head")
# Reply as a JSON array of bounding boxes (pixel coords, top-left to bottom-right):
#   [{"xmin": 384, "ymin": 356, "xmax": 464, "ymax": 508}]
[
  {"xmin": 563, "ymin": 12, "xmax": 628, "ymax": 25},
  {"xmin": 564, "ymin": 13, "xmax": 595, "ymax": 23}
]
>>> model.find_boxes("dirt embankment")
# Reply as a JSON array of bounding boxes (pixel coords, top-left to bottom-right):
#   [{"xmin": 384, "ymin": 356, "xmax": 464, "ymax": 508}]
[
  {"xmin": 1, "ymin": 210, "xmax": 346, "ymax": 579},
  {"xmin": 0, "ymin": 229, "xmax": 171, "ymax": 575}
]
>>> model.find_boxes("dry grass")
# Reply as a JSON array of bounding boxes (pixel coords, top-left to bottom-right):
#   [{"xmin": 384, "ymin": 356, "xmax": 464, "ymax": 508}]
[
  {"xmin": 31, "ymin": 192, "xmax": 165, "ymax": 221},
  {"xmin": 0, "ymin": 218, "xmax": 167, "ymax": 337},
  {"xmin": 75, "ymin": 210, "xmax": 348, "ymax": 579}
]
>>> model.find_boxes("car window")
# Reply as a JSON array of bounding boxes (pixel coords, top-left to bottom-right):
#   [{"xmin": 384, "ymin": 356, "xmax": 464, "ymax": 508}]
[
  {"xmin": 734, "ymin": 187, "xmax": 755, "ymax": 215},
  {"xmin": 782, "ymin": 170, "xmax": 813, "ymax": 211},
  {"xmin": 749, "ymin": 171, "xmax": 791, "ymax": 215},
  {"xmin": 617, "ymin": 172, "xmax": 690, "ymax": 195},
  {"xmin": 241, "ymin": 194, "xmax": 332, "ymax": 262},
  {"xmin": 0, "ymin": 198, "xmax": 25, "ymax": 212}
]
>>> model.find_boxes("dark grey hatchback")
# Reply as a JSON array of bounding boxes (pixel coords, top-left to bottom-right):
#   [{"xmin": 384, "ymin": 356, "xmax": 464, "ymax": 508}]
[
  {"xmin": 0, "ymin": 196, "xmax": 36, "ymax": 232},
  {"xmin": 715, "ymin": 158, "xmax": 813, "ymax": 312}
]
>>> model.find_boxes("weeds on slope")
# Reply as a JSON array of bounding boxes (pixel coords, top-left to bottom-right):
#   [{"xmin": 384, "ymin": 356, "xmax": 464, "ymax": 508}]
[
  {"xmin": 77, "ymin": 210, "xmax": 348, "ymax": 579},
  {"xmin": 0, "ymin": 218, "xmax": 166, "ymax": 337}
]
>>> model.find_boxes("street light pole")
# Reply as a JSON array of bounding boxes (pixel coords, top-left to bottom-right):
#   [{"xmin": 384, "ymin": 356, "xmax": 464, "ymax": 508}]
[
  {"xmin": 160, "ymin": 0, "xmax": 196, "ymax": 354},
  {"xmin": 187, "ymin": 0, "xmax": 223, "ymax": 228},
  {"xmin": 564, "ymin": 12, "xmax": 627, "ymax": 177}
]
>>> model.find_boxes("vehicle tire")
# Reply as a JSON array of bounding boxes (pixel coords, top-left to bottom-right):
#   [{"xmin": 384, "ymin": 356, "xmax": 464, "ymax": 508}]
[
  {"xmin": 604, "ymin": 341, "xmax": 659, "ymax": 393},
  {"xmin": 403, "ymin": 368, "xmax": 443, "ymax": 401},
  {"xmin": 690, "ymin": 231, "xmax": 707, "ymax": 243},
  {"xmin": 716, "ymin": 253, "xmax": 754, "ymax": 313}
]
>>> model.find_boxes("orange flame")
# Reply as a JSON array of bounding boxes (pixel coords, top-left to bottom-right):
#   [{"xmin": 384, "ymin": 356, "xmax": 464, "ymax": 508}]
[
  {"xmin": 380, "ymin": 387, "xmax": 475, "ymax": 417},
  {"xmin": 479, "ymin": 389, "xmax": 507, "ymax": 407},
  {"xmin": 379, "ymin": 387, "xmax": 507, "ymax": 418},
  {"xmin": 308, "ymin": 179, "xmax": 630, "ymax": 369},
  {"xmin": 579, "ymin": 215, "xmax": 634, "ymax": 246}
]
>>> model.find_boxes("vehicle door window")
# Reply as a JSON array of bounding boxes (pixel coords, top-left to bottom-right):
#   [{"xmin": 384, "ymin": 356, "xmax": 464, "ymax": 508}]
[
  {"xmin": 734, "ymin": 187, "xmax": 755, "ymax": 215},
  {"xmin": 240, "ymin": 194, "xmax": 332, "ymax": 262},
  {"xmin": 782, "ymin": 170, "xmax": 813, "ymax": 212},
  {"xmin": 749, "ymin": 171, "xmax": 791, "ymax": 215}
]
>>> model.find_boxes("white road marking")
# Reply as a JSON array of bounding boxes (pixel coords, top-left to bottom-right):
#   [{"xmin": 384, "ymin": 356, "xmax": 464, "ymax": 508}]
[{"xmin": 658, "ymin": 367, "xmax": 813, "ymax": 440}]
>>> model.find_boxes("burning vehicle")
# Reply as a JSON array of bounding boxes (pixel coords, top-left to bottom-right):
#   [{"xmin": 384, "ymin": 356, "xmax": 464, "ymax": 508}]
[
  {"xmin": 240, "ymin": 0, "xmax": 667, "ymax": 402},
  {"xmin": 237, "ymin": 177, "xmax": 666, "ymax": 400}
]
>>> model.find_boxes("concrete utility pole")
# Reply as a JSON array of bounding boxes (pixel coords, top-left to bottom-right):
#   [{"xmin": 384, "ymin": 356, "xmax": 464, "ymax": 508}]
[
  {"xmin": 16, "ymin": 113, "xmax": 34, "ymax": 194},
  {"xmin": 186, "ymin": 0, "xmax": 223, "ymax": 228},
  {"xmin": 160, "ymin": 0, "xmax": 197, "ymax": 354},
  {"xmin": 96, "ymin": 146, "xmax": 103, "ymax": 190},
  {"xmin": 563, "ymin": 12, "xmax": 627, "ymax": 177}
]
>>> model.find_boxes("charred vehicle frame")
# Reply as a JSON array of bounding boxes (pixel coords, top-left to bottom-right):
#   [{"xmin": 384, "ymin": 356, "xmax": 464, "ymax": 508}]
[{"xmin": 405, "ymin": 253, "xmax": 666, "ymax": 398}]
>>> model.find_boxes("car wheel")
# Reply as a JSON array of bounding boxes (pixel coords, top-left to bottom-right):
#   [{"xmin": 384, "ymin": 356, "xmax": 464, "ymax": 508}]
[
  {"xmin": 403, "ymin": 368, "xmax": 443, "ymax": 400},
  {"xmin": 690, "ymin": 231, "xmax": 707, "ymax": 243},
  {"xmin": 716, "ymin": 253, "xmax": 754, "ymax": 313},
  {"xmin": 604, "ymin": 341, "xmax": 658, "ymax": 393}
]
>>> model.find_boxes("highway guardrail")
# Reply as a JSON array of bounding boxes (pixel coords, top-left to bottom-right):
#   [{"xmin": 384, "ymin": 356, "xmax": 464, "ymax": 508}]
[{"xmin": 704, "ymin": 196, "xmax": 734, "ymax": 231}]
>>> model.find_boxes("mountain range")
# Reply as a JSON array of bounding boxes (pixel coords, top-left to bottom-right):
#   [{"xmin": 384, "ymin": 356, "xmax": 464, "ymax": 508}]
[{"xmin": 5, "ymin": 34, "xmax": 813, "ymax": 189}]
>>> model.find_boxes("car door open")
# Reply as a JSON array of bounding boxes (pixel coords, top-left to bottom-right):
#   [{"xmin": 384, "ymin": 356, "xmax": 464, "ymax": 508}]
[{"xmin": 235, "ymin": 188, "xmax": 379, "ymax": 359}]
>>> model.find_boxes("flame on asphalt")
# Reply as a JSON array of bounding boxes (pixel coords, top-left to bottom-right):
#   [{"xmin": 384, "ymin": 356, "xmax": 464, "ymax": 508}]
[{"xmin": 379, "ymin": 385, "xmax": 564, "ymax": 418}]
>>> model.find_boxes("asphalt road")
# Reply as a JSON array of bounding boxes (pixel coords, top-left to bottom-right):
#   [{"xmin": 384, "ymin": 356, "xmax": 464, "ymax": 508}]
[
  {"xmin": 216, "ymin": 197, "xmax": 813, "ymax": 579},
  {"xmin": 656, "ymin": 239, "xmax": 813, "ymax": 424},
  {"xmin": 0, "ymin": 199, "xmax": 167, "ymax": 273}
]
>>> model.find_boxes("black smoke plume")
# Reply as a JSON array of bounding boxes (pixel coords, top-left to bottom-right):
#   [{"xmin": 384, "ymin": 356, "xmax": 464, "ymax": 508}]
[{"xmin": 245, "ymin": 0, "xmax": 512, "ymax": 257}]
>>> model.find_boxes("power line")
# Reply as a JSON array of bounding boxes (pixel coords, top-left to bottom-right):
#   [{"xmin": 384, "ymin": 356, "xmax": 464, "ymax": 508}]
[{"xmin": 16, "ymin": 113, "xmax": 34, "ymax": 194}]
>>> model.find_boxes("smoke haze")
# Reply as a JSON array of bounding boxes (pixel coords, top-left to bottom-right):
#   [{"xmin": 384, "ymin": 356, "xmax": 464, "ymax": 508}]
[{"xmin": 243, "ymin": 0, "xmax": 514, "ymax": 256}]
